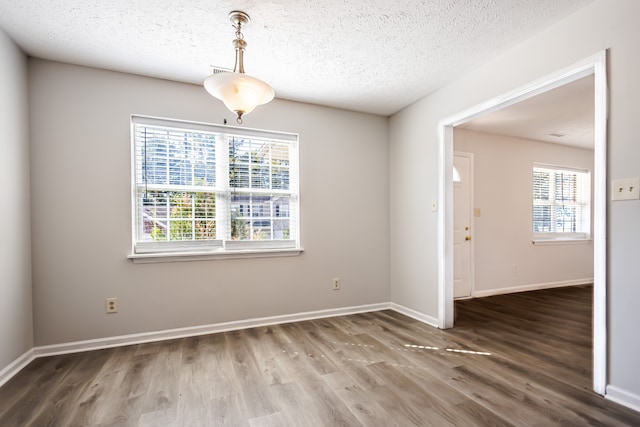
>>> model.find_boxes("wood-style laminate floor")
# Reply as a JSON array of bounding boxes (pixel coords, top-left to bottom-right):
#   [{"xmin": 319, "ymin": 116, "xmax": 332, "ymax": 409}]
[{"xmin": 1, "ymin": 285, "xmax": 639, "ymax": 426}]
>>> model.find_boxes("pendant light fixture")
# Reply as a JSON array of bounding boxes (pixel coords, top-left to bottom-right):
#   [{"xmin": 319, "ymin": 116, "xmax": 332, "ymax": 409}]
[{"xmin": 204, "ymin": 11, "xmax": 274, "ymax": 124}]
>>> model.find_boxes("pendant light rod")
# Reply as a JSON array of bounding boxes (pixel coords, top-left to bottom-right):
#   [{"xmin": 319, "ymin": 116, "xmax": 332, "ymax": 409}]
[{"xmin": 230, "ymin": 11, "xmax": 249, "ymax": 74}]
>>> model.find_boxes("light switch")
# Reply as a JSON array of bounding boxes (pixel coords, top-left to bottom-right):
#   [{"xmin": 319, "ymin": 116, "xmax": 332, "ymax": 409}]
[
  {"xmin": 431, "ymin": 200, "xmax": 438, "ymax": 212},
  {"xmin": 611, "ymin": 177, "xmax": 640, "ymax": 201},
  {"xmin": 474, "ymin": 208, "xmax": 481, "ymax": 217}
]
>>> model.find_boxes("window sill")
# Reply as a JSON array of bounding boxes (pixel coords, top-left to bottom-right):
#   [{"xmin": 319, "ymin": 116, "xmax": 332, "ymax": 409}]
[
  {"xmin": 128, "ymin": 247, "xmax": 304, "ymax": 263},
  {"xmin": 532, "ymin": 239, "xmax": 592, "ymax": 246}
]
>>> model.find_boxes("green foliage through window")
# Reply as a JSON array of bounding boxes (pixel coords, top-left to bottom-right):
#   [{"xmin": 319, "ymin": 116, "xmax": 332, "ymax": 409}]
[{"xmin": 132, "ymin": 116, "xmax": 299, "ymax": 254}]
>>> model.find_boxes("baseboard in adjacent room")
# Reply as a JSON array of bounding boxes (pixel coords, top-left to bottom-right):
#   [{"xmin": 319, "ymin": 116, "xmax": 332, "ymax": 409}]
[
  {"xmin": 472, "ymin": 278, "xmax": 593, "ymax": 298},
  {"xmin": 606, "ymin": 385, "xmax": 640, "ymax": 413}
]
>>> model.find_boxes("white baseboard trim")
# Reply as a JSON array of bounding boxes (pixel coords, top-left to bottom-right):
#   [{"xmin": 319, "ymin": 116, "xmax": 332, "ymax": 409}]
[
  {"xmin": 33, "ymin": 302, "xmax": 392, "ymax": 358},
  {"xmin": 2, "ymin": 301, "xmax": 445, "ymax": 387},
  {"xmin": 390, "ymin": 303, "xmax": 439, "ymax": 328},
  {"xmin": 606, "ymin": 385, "xmax": 640, "ymax": 413},
  {"xmin": 472, "ymin": 278, "xmax": 593, "ymax": 298},
  {"xmin": 0, "ymin": 349, "xmax": 35, "ymax": 388}
]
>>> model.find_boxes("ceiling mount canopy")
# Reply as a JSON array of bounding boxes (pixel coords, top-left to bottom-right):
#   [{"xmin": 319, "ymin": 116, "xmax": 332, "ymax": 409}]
[{"xmin": 204, "ymin": 10, "xmax": 274, "ymax": 124}]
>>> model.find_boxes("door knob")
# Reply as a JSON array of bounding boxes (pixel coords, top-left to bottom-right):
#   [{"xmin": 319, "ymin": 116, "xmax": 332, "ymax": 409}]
[
  {"xmin": 465, "ymin": 226, "xmax": 469, "ymax": 231},
  {"xmin": 465, "ymin": 236, "xmax": 471, "ymax": 241}
]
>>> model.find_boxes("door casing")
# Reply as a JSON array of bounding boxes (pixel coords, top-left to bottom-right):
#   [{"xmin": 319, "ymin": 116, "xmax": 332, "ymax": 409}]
[{"xmin": 437, "ymin": 51, "xmax": 607, "ymax": 395}]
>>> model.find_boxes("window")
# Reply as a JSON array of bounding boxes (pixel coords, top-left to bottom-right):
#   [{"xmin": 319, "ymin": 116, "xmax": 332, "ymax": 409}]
[
  {"xmin": 532, "ymin": 164, "xmax": 590, "ymax": 241},
  {"xmin": 130, "ymin": 116, "xmax": 299, "ymax": 259}
]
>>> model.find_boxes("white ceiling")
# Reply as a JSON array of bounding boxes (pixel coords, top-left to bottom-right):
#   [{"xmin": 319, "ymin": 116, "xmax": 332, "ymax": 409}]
[
  {"xmin": 459, "ymin": 75, "xmax": 595, "ymax": 149},
  {"xmin": 0, "ymin": 0, "xmax": 595, "ymax": 116}
]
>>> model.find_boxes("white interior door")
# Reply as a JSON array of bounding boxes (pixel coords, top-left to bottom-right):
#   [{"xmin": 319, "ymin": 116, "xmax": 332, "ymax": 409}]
[{"xmin": 454, "ymin": 152, "xmax": 473, "ymax": 299}]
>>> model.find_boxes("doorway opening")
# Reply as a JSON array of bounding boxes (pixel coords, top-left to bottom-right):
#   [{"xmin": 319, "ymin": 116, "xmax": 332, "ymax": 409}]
[{"xmin": 437, "ymin": 51, "xmax": 607, "ymax": 395}]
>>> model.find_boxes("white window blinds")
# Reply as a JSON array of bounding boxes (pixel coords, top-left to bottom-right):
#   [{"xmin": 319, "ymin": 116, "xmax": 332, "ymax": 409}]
[
  {"xmin": 131, "ymin": 116, "xmax": 299, "ymax": 255},
  {"xmin": 532, "ymin": 164, "xmax": 590, "ymax": 239}
]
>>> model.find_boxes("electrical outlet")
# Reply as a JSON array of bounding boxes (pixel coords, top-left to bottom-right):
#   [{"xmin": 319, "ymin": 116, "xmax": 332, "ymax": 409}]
[
  {"xmin": 332, "ymin": 278, "xmax": 341, "ymax": 290},
  {"xmin": 106, "ymin": 297, "xmax": 118, "ymax": 314}
]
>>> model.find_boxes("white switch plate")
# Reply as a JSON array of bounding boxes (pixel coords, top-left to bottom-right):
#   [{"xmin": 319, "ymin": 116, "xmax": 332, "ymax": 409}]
[{"xmin": 611, "ymin": 177, "xmax": 640, "ymax": 201}]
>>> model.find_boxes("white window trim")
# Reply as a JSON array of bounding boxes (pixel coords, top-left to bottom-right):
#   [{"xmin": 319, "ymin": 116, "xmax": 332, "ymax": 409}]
[
  {"xmin": 127, "ymin": 247, "xmax": 304, "ymax": 263},
  {"xmin": 532, "ymin": 234, "xmax": 592, "ymax": 245},
  {"xmin": 129, "ymin": 115, "xmax": 301, "ymax": 261},
  {"xmin": 532, "ymin": 163, "xmax": 591, "ymax": 243}
]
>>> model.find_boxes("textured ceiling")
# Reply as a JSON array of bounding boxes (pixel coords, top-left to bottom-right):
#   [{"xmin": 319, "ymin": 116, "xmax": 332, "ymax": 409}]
[
  {"xmin": 459, "ymin": 75, "xmax": 595, "ymax": 149},
  {"xmin": 0, "ymin": 0, "xmax": 594, "ymax": 116}
]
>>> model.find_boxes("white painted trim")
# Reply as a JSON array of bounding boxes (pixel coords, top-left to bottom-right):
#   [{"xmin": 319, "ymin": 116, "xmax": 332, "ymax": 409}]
[
  {"xmin": 472, "ymin": 279, "xmax": 593, "ymax": 298},
  {"xmin": 531, "ymin": 238, "xmax": 592, "ymax": 246},
  {"xmin": 438, "ymin": 124, "xmax": 455, "ymax": 328},
  {"xmin": 591, "ymin": 50, "xmax": 608, "ymax": 396},
  {"xmin": 2, "ymin": 302, "xmax": 452, "ymax": 385},
  {"xmin": 0, "ymin": 349, "xmax": 35, "ymax": 388},
  {"xmin": 438, "ymin": 51, "xmax": 608, "ymax": 395},
  {"xmin": 391, "ymin": 303, "xmax": 439, "ymax": 328},
  {"xmin": 606, "ymin": 385, "xmax": 640, "ymax": 413},
  {"xmin": 33, "ymin": 303, "xmax": 391, "ymax": 357},
  {"xmin": 128, "ymin": 247, "xmax": 304, "ymax": 263},
  {"xmin": 453, "ymin": 151, "xmax": 475, "ymax": 299}
]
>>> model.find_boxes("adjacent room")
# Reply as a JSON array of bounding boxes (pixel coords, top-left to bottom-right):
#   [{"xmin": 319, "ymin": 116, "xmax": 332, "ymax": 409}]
[{"xmin": 1, "ymin": 0, "xmax": 640, "ymax": 425}]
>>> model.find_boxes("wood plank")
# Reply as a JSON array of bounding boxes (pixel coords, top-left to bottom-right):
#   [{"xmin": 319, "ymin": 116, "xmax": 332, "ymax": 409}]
[{"xmin": 226, "ymin": 330, "xmax": 278, "ymax": 419}]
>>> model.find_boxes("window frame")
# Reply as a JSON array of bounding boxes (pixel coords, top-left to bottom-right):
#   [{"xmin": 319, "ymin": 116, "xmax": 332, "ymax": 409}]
[
  {"xmin": 532, "ymin": 163, "xmax": 591, "ymax": 244},
  {"xmin": 128, "ymin": 115, "xmax": 302, "ymax": 263}
]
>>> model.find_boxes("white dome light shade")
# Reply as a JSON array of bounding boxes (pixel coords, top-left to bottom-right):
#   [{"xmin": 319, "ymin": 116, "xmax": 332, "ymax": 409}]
[{"xmin": 204, "ymin": 72, "xmax": 274, "ymax": 117}]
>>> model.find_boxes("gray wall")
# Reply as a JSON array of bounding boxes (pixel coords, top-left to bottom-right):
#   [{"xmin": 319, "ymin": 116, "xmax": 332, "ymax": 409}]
[
  {"xmin": 0, "ymin": 29, "xmax": 33, "ymax": 370},
  {"xmin": 29, "ymin": 59, "xmax": 390, "ymax": 346},
  {"xmin": 390, "ymin": 0, "xmax": 640, "ymax": 403}
]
